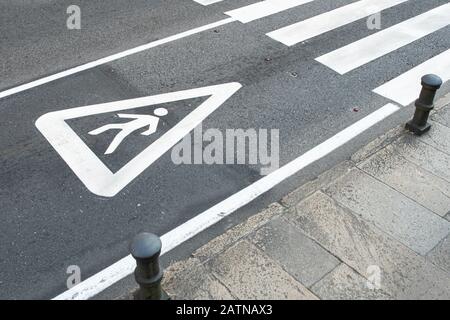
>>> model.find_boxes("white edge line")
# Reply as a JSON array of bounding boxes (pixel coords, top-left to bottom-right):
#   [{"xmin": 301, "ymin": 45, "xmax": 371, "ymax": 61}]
[
  {"xmin": 0, "ymin": 17, "xmax": 235, "ymax": 100},
  {"xmin": 53, "ymin": 102, "xmax": 400, "ymax": 300}
]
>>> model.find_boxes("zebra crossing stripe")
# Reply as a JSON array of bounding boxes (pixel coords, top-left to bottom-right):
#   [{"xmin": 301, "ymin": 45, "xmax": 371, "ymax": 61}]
[
  {"xmin": 267, "ymin": 0, "xmax": 409, "ymax": 46},
  {"xmin": 316, "ymin": 3, "xmax": 450, "ymax": 74},
  {"xmin": 373, "ymin": 49, "xmax": 450, "ymax": 106},
  {"xmin": 225, "ymin": 0, "xmax": 315, "ymax": 23},
  {"xmin": 193, "ymin": 0, "xmax": 224, "ymax": 5}
]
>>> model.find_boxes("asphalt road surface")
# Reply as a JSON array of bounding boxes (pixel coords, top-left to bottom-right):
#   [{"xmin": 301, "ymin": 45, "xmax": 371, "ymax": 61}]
[{"xmin": 1, "ymin": 0, "xmax": 449, "ymax": 299}]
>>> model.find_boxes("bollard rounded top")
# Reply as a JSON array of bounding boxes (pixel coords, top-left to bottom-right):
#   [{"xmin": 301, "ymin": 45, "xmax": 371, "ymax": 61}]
[
  {"xmin": 421, "ymin": 74, "xmax": 442, "ymax": 89},
  {"xmin": 130, "ymin": 232, "xmax": 162, "ymax": 260}
]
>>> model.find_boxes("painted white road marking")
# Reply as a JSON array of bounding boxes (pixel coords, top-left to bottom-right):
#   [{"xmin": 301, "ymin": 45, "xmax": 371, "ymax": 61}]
[
  {"xmin": 316, "ymin": 3, "xmax": 450, "ymax": 74},
  {"xmin": 53, "ymin": 103, "xmax": 400, "ymax": 300},
  {"xmin": 225, "ymin": 0, "xmax": 315, "ymax": 24},
  {"xmin": 373, "ymin": 49, "xmax": 450, "ymax": 106},
  {"xmin": 0, "ymin": 18, "xmax": 235, "ymax": 100},
  {"xmin": 267, "ymin": 0, "xmax": 408, "ymax": 46},
  {"xmin": 193, "ymin": 0, "xmax": 224, "ymax": 5},
  {"xmin": 35, "ymin": 82, "xmax": 242, "ymax": 197},
  {"xmin": 88, "ymin": 111, "xmax": 167, "ymax": 155}
]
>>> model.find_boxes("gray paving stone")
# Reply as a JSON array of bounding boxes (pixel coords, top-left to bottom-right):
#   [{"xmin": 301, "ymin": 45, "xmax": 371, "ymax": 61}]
[
  {"xmin": 281, "ymin": 161, "xmax": 353, "ymax": 207},
  {"xmin": 311, "ymin": 264, "xmax": 392, "ymax": 300},
  {"xmin": 324, "ymin": 168, "xmax": 450, "ymax": 255},
  {"xmin": 359, "ymin": 145, "xmax": 450, "ymax": 217},
  {"xmin": 193, "ymin": 203, "xmax": 284, "ymax": 262},
  {"xmin": 419, "ymin": 121, "xmax": 450, "ymax": 155},
  {"xmin": 427, "ymin": 236, "xmax": 450, "ymax": 274},
  {"xmin": 250, "ymin": 217, "xmax": 340, "ymax": 287},
  {"xmin": 162, "ymin": 257, "xmax": 235, "ymax": 300},
  {"xmin": 351, "ymin": 126, "xmax": 405, "ymax": 164},
  {"xmin": 434, "ymin": 93, "xmax": 450, "ymax": 111},
  {"xmin": 395, "ymin": 135, "xmax": 450, "ymax": 183},
  {"xmin": 286, "ymin": 191, "xmax": 450, "ymax": 299},
  {"xmin": 206, "ymin": 240, "xmax": 318, "ymax": 300},
  {"xmin": 431, "ymin": 102, "xmax": 450, "ymax": 127}
]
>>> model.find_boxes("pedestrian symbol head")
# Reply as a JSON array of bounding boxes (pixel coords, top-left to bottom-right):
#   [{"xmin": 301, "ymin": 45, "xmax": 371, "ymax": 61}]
[{"xmin": 154, "ymin": 108, "xmax": 168, "ymax": 117}]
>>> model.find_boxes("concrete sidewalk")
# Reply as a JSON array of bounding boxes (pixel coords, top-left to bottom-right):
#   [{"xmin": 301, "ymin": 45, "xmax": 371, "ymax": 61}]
[{"xmin": 160, "ymin": 95, "xmax": 450, "ymax": 300}]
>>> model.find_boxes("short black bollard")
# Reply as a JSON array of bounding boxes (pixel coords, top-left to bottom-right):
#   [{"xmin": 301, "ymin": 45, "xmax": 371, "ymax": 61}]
[
  {"xmin": 405, "ymin": 74, "xmax": 442, "ymax": 135},
  {"xmin": 130, "ymin": 232, "xmax": 166, "ymax": 300}
]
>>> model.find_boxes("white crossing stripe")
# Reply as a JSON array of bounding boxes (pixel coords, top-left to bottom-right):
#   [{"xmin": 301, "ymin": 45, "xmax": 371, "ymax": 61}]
[
  {"xmin": 225, "ymin": 0, "xmax": 315, "ymax": 23},
  {"xmin": 373, "ymin": 48, "xmax": 450, "ymax": 106},
  {"xmin": 193, "ymin": 0, "xmax": 224, "ymax": 5},
  {"xmin": 316, "ymin": 3, "xmax": 450, "ymax": 74},
  {"xmin": 267, "ymin": 0, "xmax": 408, "ymax": 46}
]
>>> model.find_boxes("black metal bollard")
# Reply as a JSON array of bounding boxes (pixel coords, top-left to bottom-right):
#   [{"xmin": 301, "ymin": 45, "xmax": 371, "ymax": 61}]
[
  {"xmin": 405, "ymin": 74, "xmax": 442, "ymax": 135},
  {"xmin": 130, "ymin": 232, "xmax": 165, "ymax": 300}
]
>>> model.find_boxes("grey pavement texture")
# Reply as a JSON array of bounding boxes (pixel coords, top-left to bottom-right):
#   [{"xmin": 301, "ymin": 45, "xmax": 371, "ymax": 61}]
[{"xmin": 158, "ymin": 101, "xmax": 450, "ymax": 300}]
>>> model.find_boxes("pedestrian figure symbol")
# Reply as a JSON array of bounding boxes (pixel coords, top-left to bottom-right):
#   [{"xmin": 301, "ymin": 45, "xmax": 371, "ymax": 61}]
[{"xmin": 89, "ymin": 108, "xmax": 168, "ymax": 155}]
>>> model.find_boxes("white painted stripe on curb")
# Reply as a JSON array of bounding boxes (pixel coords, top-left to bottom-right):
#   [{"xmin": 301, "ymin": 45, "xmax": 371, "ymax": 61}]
[
  {"xmin": 0, "ymin": 18, "xmax": 235, "ymax": 100},
  {"xmin": 373, "ymin": 49, "xmax": 450, "ymax": 106},
  {"xmin": 225, "ymin": 0, "xmax": 315, "ymax": 23},
  {"xmin": 267, "ymin": 0, "xmax": 408, "ymax": 46},
  {"xmin": 53, "ymin": 103, "xmax": 400, "ymax": 300},
  {"xmin": 316, "ymin": 3, "xmax": 450, "ymax": 74}
]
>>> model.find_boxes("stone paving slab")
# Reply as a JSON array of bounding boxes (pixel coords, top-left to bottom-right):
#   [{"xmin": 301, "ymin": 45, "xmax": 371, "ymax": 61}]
[
  {"xmin": 193, "ymin": 203, "xmax": 284, "ymax": 263},
  {"xmin": 431, "ymin": 104, "xmax": 450, "ymax": 127},
  {"xmin": 280, "ymin": 161, "xmax": 353, "ymax": 208},
  {"xmin": 324, "ymin": 168, "xmax": 450, "ymax": 255},
  {"xmin": 206, "ymin": 240, "xmax": 318, "ymax": 300},
  {"xmin": 286, "ymin": 191, "xmax": 450, "ymax": 299},
  {"xmin": 426, "ymin": 236, "xmax": 450, "ymax": 274},
  {"xmin": 163, "ymin": 257, "xmax": 235, "ymax": 300},
  {"xmin": 249, "ymin": 216, "xmax": 340, "ymax": 287},
  {"xmin": 351, "ymin": 126, "xmax": 405, "ymax": 164},
  {"xmin": 418, "ymin": 121, "xmax": 450, "ymax": 155},
  {"xmin": 358, "ymin": 144, "xmax": 450, "ymax": 217},
  {"xmin": 395, "ymin": 135, "xmax": 450, "ymax": 183},
  {"xmin": 310, "ymin": 264, "xmax": 392, "ymax": 300},
  {"xmin": 434, "ymin": 92, "xmax": 450, "ymax": 111}
]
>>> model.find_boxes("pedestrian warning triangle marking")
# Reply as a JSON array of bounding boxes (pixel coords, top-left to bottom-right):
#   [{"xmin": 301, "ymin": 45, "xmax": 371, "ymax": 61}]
[{"xmin": 35, "ymin": 82, "xmax": 242, "ymax": 197}]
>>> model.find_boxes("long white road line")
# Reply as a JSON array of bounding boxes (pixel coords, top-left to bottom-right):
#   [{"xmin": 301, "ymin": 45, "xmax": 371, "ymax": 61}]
[
  {"xmin": 267, "ymin": 0, "xmax": 409, "ymax": 46},
  {"xmin": 0, "ymin": 18, "xmax": 235, "ymax": 100},
  {"xmin": 316, "ymin": 3, "xmax": 450, "ymax": 74},
  {"xmin": 225, "ymin": 0, "xmax": 315, "ymax": 23},
  {"xmin": 53, "ymin": 102, "xmax": 400, "ymax": 300},
  {"xmin": 373, "ymin": 49, "xmax": 450, "ymax": 106}
]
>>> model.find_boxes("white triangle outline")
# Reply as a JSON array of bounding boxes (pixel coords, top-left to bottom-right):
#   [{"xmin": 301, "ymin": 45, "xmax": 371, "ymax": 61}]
[{"xmin": 35, "ymin": 82, "xmax": 242, "ymax": 197}]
